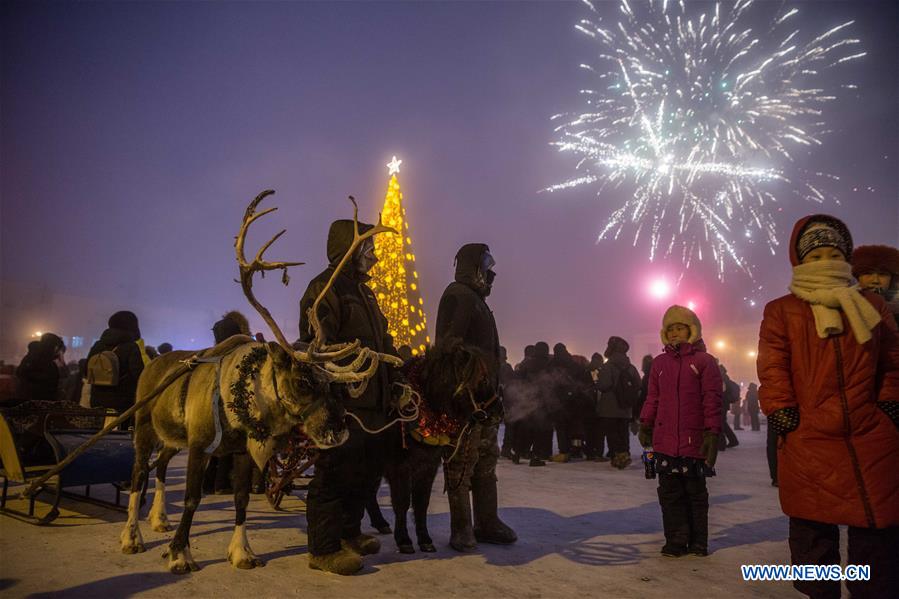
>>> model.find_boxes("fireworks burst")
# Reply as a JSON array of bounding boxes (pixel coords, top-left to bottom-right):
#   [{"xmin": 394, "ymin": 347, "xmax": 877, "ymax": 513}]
[{"xmin": 547, "ymin": 0, "xmax": 864, "ymax": 278}]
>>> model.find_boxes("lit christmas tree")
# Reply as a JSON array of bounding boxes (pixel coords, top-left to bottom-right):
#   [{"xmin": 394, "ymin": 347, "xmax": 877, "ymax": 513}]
[{"xmin": 368, "ymin": 156, "xmax": 430, "ymax": 356}]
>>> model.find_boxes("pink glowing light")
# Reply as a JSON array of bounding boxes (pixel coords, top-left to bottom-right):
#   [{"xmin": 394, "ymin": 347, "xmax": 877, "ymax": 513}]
[{"xmin": 648, "ymin": 278, "xmax": 671, "ymax": 300}]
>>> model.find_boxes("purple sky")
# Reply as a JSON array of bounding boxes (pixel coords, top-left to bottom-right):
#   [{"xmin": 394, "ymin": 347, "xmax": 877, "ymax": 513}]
[{"xmin": 2, "ymin": 1, "xmax": 897, "ymax": 377}]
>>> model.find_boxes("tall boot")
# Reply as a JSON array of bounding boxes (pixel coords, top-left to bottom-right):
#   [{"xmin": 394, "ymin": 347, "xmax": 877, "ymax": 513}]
[
  {"xmin": 686, "ymin": 477, "xmax": 709, "ymax": 555},
  {"xmin": 447, "ymin": 488, "xmax": 476, "ymax": 552},
  {"xmin": 658, "ymin": 474, "xmax": 690, "ymax": 556},
  {"xmin": 471, "ymin": 476, "xmax": 517, "ymax": 544}
]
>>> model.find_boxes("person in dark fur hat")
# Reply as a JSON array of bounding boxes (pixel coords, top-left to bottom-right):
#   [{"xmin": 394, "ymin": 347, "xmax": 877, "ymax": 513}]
[
  {"xmin": 852, "ymin": 244, "xmax": 899, "ymax": 326},
  {"xmin": 204, "ymin": 310, "xmax": 253, "ymax": 495},
  {"xmin": 596, "ymin": 336, "xmax": 640, "ymax": 469},
  {"xmin": 212, "ymin": 310, "xmax": 251, "ymax": 344}
]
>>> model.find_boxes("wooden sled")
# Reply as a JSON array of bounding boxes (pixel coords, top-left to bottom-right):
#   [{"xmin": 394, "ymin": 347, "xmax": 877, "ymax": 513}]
[{"xmin": 0, "ymin": 403, "xmax": 134, "ymax": 524}]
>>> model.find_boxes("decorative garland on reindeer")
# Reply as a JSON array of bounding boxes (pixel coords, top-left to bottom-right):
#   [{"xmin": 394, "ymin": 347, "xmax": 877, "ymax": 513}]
[{"xmin": 228, "ymin": 346, "xmax": 271, "ymax": 441}]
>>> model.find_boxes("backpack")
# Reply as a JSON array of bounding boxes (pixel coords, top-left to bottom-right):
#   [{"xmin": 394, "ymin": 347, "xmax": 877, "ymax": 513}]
[
  {"xmin": 723, "ymin": 378, "xmax": 740, "ymax": 409},
  {"xmin": 615, "ymin": 363, "xmax": 642, "ymax": 409},
  {"xmin": 86, "ymin": 348, "xmax": 120, "ymax": 387}
]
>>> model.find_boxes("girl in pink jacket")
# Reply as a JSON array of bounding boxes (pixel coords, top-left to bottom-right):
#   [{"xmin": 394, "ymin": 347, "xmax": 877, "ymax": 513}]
[{"xmin": 639, "ymin": 305, "xmax": 722, "ymax": 557}]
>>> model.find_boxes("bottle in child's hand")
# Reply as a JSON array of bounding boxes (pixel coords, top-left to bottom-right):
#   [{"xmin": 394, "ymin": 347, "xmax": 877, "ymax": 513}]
[{"xmin": 642, "ymin": 448, "xmax": 656, "ymax": 479}]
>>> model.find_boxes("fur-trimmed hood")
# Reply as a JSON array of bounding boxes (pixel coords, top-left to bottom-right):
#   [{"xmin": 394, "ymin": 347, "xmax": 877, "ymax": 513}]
[
  {"xmin": 660, "ymin": 304, "xmax": 702, "ymax": 345},
  {"xmin": 851, "ymin": 244, "xmax": 899, "ymax": 282}
]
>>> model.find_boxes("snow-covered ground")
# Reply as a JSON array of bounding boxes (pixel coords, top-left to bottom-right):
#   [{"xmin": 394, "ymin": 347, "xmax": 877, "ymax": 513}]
[{"xmin": 1, "ymin": 428, "xmax": 805, "ymax": 598}]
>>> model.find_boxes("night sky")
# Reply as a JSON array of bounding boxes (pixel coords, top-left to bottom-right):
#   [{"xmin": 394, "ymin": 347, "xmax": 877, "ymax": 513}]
[{"xmin": 2, "ymin": 1, "xmax": 897, "ymax": 379}]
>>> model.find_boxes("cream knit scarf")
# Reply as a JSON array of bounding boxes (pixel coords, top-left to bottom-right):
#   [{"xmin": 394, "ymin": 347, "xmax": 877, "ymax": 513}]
[{"xmin": 790, "ymin": 260, "xmax": 882, "ymax": 344}]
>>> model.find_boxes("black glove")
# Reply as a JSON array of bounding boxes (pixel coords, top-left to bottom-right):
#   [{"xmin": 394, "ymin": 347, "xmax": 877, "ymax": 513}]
[
  {"xmin": 877, "ymin": 401, "xmax": 899, "ymax": 429},
  {"xmin": 768, "ymin": 407, "xmax": 800, "ymax": 436},
  {"xmin": 638, "ymin": 425, "xmax": 653, "ymax": 448},
  {"xmin": 701, "ymin": 431, "xmax": 719, "ymax": 467}
]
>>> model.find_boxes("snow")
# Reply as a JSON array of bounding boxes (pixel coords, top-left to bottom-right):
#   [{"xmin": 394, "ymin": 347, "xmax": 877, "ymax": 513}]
[{"xmin": 0, "ymin": 428, "xmax": 800, "ymax": 598}]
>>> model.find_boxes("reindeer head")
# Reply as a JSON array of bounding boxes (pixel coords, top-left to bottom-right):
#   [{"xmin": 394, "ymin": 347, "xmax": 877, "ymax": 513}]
[
  {"xmin": 236, "ymin": 190, "xmax": 401, "ymax": 449},
  {"xmin": 421, "ymin": 343, "xmax": 493, "ymax": 422}
]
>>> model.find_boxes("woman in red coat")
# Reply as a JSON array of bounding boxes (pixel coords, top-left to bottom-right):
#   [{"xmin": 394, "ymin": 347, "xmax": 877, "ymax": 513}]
[{"xmin": 757, "ymin": 214, "xmax": 899, "ymax": 599}]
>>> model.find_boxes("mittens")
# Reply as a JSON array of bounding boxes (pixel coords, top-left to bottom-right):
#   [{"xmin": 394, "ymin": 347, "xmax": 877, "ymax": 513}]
[
  {"xmin": 877, "ymin": 401, "xmax": 899, "ymax": 429},
  {"xmin": 638, "ymin": 425, "xmax": 653, "ymax": 448},
  {"xmin": 768, "ymin": 407, "xmax": 800, "ymax": 436},
  {"xmin": 701, "ymin": 431, "xmax": 719, "ymax": 467}
]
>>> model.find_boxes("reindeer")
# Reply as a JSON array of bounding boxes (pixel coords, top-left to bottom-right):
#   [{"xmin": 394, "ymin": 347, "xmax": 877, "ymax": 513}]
[
  {"xmin": 384, "ymin": 344, "xmax": 493, "ymax": 553},
  {"xmin": 120, "ymin": 190, "xmax": 402, "ymax": 574}
]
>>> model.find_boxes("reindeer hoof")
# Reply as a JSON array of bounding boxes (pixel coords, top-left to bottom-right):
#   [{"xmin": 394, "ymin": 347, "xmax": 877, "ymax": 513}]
[
  {"xmin": 165, "ymin": 548, "xmax": 200, "ymax": 574},
  {"xmin": 121, "ymin": 542, "xmax": 146, "ymax": 555},
  {"xmin": 419, "ymin": 543, "xmax": 436, "ymax": 553},
  {"xmin": 398, "ymin": 544, "xmax": 415, "ymax": 554},
  {"xmin": 169, "ymin": 559, "xmax": 200, "ymax": 574},
  {"xmin": 149, "ymin": 509, "xmax": 172, "ymax": 532},
  {"xmin": 233, "ymin": 557, "xmax": 266, "ymax": 569}
]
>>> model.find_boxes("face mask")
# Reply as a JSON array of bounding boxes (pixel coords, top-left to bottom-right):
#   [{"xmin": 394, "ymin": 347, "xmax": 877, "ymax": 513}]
[
  {"xmin": 480, "ymin": 251, "xmax": 496, "ymax": 273},
  {"xmin": 355, "ymin": 239, "xmax": 377, "ymax": 274}
]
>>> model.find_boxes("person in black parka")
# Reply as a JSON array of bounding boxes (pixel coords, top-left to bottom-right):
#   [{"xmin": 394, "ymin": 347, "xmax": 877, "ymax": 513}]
[
  {"xmin": 436, "ymin": 243, "xmax": 517, "ymax": 552},
  {"xmin": 298, "ymin": 219, "xmax": 403, "ymax": 575},
  {"xmin": 16, "ymin": 333, "xmax": 66, "ymax": 402},
  {"xmin": 86, "ymin": 311, "xmax": 146, "ymax": 413}
]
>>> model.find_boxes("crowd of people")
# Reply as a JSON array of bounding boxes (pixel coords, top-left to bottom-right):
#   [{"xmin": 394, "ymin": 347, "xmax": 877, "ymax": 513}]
[
  {"xmin": 2, "ymin": 213, "xmax": 898, "ymax": 597},
  {"xmin": 497, "ymin": 337, "xmax": 750, "ymax": 469}
]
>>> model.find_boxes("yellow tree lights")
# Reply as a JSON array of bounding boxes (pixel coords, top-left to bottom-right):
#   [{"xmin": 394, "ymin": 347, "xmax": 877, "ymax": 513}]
[{"xmin": 368, "ymin": 157, "xmax": 430, "ymax": 355}]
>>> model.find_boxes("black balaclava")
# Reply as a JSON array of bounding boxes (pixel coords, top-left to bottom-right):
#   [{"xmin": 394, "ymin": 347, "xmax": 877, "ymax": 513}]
[{"xmin": 454, "ymin": 243, "xmax": 496, "ymax": 297}]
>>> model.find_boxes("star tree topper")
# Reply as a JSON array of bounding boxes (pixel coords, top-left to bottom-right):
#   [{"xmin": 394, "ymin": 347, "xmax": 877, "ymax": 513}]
[{"xmin": 387, "ymin": 156, "xmax": 402, "ymax": 176}]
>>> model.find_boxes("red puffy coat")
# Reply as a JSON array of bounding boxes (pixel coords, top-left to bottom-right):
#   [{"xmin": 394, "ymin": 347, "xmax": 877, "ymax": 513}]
[
  {"xmin": 757, "ymin": 218, "xmax": 899, "ymax": 528},
  {"xmin": 640, "ymin": 340, "xmax": 722, "ymax": 459}
]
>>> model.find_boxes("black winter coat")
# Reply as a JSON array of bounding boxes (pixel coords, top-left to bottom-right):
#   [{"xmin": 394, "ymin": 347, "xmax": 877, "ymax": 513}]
[
  {"xmin": 435, "ymin": 243, "xmax": 501, "ymax": 389},
  {"xmin": 15, "ymin": 356, "xmax": 62, "ymax": 402},
  {"xmin": 86, "ymin": 328, "xmax": 145, "ymax": 412},
  {"xmin": 299, "ymin": 220, "xmax": 400, "ymax": 429}
]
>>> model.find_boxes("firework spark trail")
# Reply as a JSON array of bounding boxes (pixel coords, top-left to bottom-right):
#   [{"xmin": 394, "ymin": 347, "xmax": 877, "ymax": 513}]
[{"xmin": 547, "ymin": 0, "xmax": 864, "ymax": 279}]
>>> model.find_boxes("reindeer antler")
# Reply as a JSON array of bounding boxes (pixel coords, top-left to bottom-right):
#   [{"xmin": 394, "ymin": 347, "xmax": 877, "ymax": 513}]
[
  {"xmin": 235, "ymin": 190, "xmax": 304, "ymax": 354},
  {"xmin": 235, "ymin": 191, "xmax": 401, "ymax": 397}
]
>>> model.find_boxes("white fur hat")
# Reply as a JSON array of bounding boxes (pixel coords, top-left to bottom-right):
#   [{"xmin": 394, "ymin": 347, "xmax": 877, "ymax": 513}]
[{"xmin": 660, "ymin": 305, "xmax": 702, "ymax": 345}]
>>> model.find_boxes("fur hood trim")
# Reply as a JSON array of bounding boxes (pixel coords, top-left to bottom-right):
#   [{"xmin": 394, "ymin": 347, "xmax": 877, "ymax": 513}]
[
  {"xmin": 661, "ymin": 305, "xmax": 702, "ymax": 345},
  {"xmin": 851, "ymin": 244, "xmax": 899, "ymax": 281}
]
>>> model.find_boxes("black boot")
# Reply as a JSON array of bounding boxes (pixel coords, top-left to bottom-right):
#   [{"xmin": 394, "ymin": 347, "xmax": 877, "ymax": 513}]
[
  {"xmin": 658, "ymin": 474, "xmax": 690, "ymax": 556},
  {"xmin": 686, "ymin": 477, "xmax": 709, "ymax": 556},
  {"xmin": 447, "ymin": 488, "xmax": 476, "ymax": 552},
  {"xmin": 472, "ymin": 477, "xmax": 517, "ymax": 545}
]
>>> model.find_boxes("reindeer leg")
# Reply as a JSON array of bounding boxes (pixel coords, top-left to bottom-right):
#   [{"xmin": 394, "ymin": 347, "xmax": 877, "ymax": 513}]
[
  {"xmin": 412, "ymin": 454, "xmax": 440, "ymax": 552},
  {"xmin": 164, "ymin": 445, "xmax": 207, "ymax": 574},
  {"xmin": 386, "ymin": 466, "xmax": 414, "ymax": 554},
  {"xmin": 121, "ymin": 419, "xmax": 154, "ymax": 554},
  {"xmin": 148, "ymin": 447, "xmax": 179, "ymax": 532},
  {"xmin": 227, "ymin": 452, "xmax": 265, "ymax": 569}
]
